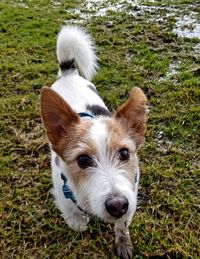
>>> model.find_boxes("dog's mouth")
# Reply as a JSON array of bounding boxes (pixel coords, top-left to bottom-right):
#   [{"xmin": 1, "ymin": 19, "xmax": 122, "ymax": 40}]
[
  {"xmin": 85, "ymin": 194, "xmax": 130, "ymax": 223},
  {"xmin": 97, "ymin": 211, "xmax": 129, "ymax": 224}
]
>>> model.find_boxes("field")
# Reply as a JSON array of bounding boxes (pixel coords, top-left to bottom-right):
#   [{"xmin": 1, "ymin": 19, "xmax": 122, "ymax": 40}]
[{"xmin": 0, "ymin": 0, "xmax": 199, "ymax": 258}]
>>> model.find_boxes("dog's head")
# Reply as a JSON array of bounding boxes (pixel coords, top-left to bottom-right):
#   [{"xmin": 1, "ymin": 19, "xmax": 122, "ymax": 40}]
[{"xmin": 40, "ymin": 87, "xmax": 147, "ymax": 223}]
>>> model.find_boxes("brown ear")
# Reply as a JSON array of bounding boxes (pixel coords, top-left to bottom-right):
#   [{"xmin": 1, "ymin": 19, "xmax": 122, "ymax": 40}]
[
  {"xmin": 115, "ymin": 87, "xmax": 147, "ymax": 148},
  {"xmin": 40, "ymin": 87, "xmax": 80, "ymax": 148}
]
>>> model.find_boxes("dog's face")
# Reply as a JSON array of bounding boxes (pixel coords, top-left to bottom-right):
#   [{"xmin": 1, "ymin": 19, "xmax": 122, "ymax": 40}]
[{"xmin": 41, "ymin": 87, "xmax": 147, "ymax": 223}]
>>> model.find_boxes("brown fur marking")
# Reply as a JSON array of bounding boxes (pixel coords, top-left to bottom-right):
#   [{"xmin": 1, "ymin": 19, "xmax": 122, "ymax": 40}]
[
  {"xmin": 40, "ymin": 87, "xmax": 80, "ymax": 150},
  {"xmin": 115, "ymin": 87, "xmax": 147, "ymax": 148}
]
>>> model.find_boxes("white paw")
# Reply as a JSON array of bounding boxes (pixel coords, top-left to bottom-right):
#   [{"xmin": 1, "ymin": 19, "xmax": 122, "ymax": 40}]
[
  {"xmin": 65, "ymin": 213, "xmax": 89, "ymax": 232},
  {"xmin": 115, "ymin": 237, "xmax": 133, "ymax": 259},
  {"xmin": 114, "ymin": 223, "xmax": 133, "ymax": 259}
]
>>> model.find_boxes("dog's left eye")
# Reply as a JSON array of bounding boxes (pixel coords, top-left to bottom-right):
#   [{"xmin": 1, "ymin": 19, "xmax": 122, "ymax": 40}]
[
  {"xmin": 118, "ymin": 148, "xmax": 130, "ymax": 162},
  {"xmin": 77, "ymin": 154, "xmax": 93, "ymax": 169}
]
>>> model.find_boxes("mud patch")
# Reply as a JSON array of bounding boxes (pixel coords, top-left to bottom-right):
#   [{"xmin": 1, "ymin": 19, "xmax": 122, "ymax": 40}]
[
  {"xmin": 65, "ymin": 0, "xmax": 178, "ymax": 24},
  {"xmin": 166, "ymin": 61, "xmax": 181, "ymax": 78},
  {"xmin": 193, "ymin": 43, "xmax": 200, "ymax": 55},
  {"xmin": 172, "ymin": 12, "xmax": 200, "ymax": 39}
]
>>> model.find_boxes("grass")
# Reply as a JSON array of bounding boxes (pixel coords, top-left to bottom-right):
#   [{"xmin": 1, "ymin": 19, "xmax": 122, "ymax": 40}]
[{"xmin": 0, "ymin": 0, "xmax": 199, "ymax": 258}]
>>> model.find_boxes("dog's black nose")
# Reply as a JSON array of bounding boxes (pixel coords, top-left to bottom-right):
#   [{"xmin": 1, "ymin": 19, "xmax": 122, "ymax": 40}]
[{"xmin": 105, "ymin": 195, "xmax": 129, "ymax": 218}]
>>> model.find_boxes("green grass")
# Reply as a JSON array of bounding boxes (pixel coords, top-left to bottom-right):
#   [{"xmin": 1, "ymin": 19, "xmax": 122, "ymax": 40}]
[{"xmin": 0, "ymin": 0, "xmax": 199, "ymax": 258}]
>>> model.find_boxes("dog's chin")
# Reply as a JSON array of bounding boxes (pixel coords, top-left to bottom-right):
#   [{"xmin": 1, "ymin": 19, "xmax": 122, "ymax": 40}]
[
  {"xmin": 86, "ymin": 199, "xmax": 134, "ymax": 224},
  {"xmin": 90, "ymin": 210, "xmax": 129, "ymax": 224},
  {"xmin": 102, "ymin": 217, "xmax": 124, "ymax": 224}
]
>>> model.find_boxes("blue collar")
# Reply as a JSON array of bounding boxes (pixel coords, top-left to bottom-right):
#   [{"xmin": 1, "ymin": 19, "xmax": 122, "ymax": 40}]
[
  {"xmin": 61, "ymin": 172, "xmax": 86, "ymax": 213},
  {"xmin": 78, "ymin": 112, "xmax": 94, "ymax": 119},
  {"xmin": 61, "ymin": 173, "xmax": 76, "ymax": 203}
]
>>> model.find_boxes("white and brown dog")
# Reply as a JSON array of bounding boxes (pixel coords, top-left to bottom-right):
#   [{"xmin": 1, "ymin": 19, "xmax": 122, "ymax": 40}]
[{"xmin": 40, "ymin": 25, "xmax": 147, "ymax": 259}]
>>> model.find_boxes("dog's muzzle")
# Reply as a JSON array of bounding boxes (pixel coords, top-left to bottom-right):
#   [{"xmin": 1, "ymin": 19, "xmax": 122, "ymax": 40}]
[{"xmin": 105, "ymin": 195, "xmax": 129, "ymax": 218}]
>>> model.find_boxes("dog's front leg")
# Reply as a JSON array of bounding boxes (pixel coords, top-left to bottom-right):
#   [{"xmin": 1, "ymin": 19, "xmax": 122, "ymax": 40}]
[{"xmin": 114, "ymin": 221, "xmax": 133, "ymax": 259}]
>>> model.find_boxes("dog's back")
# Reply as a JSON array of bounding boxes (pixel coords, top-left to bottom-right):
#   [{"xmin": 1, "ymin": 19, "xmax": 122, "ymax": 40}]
[{"xmin": 51, "ymin": 26, "xmax": 106, "ymax": 113}]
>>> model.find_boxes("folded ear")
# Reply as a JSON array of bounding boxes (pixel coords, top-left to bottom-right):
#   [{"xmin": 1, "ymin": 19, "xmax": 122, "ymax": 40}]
[
  {"xmin": 114, "ymin": 87, "xmax": 147, "ymax": 148},
  {"xmin": 40, "ymin": 87, "xmax": 80, "ymax": 147}
]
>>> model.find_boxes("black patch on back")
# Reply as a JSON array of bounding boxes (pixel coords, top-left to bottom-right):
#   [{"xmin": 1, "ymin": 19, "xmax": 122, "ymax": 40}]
[
  {"xmin": 87, "ymin": 104, "xmax": 112, "ymax": 117},
  {"xmin": 87, "ymin": 84, "xmax": 98, "ymax": 94},
  {"xmin": 59, "ymin": 58, "xmax": 76, "ymax": 71}
]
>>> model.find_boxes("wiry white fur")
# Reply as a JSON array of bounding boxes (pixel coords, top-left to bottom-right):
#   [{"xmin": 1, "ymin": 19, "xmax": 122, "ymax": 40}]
[
  {"xmin": 87, "ymin": 120, "xmax": 139, "ymax": 222},
  {"xmin": 51, "ymin": 25, "xmax": 140, "ymax": 224},
  {"xmin": 57, "ymin": 25, "xmax": 98, "ymax": 80},
  {"xmin": 46, "ymin": 25, "xmax": 141, "ymax": 257}
]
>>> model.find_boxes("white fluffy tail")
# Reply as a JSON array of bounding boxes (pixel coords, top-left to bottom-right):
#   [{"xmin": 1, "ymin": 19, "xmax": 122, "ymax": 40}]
[{"xmin": 56, "ymin": 25, "xmax": 98, "ymax": 80}]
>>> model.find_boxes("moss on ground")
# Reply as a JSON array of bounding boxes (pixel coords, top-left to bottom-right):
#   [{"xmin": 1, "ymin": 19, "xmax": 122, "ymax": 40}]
[{"xmin": 0, "ymin": 0, "xmax": 199, "ymax": 258}]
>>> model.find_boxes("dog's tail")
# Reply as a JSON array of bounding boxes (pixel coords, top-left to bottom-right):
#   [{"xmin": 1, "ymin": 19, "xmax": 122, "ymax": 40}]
[{"xmin": 56, "ymin": 25, "xmax": 98, "ymax": 80}]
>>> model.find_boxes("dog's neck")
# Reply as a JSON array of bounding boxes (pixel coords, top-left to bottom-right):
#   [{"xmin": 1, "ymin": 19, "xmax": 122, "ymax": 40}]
[{"xmin": 60, "ymin": 172, "xmax": 89, "ymax": 214}]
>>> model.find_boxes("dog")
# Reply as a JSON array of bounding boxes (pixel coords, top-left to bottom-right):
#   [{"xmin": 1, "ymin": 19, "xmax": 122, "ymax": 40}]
[{"xmin": 40, "ymin": 25, "xmax": 147, "ymax": 259}]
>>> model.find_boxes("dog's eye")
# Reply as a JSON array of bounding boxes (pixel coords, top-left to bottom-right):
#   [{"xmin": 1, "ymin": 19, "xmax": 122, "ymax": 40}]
[
  {"xmin": 77, "ymin": 154, "xmax": 93, "ymax": 169},
  {"xmin": 118, "ymin": 148, "xmax": 130, "ymax": 162}
]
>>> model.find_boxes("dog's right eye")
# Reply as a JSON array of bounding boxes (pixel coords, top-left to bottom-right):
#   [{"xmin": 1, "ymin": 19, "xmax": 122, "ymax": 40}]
[
  {"xmin": 77, "ymin": 154, "xmax": 93, "ymax": 169},
  {"xmin": 118, "ymin": 148, "xmax": 130, "ymax": 162}
]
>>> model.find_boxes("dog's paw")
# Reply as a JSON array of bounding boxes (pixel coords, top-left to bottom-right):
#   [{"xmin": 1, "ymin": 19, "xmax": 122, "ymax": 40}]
[
  {"xmin": 65, "ymin": 213, "xmax": 89, "ymax": 232},
  {"xmin": 115, "ymin": 234, "xmax": 133, "ymax": 259}
]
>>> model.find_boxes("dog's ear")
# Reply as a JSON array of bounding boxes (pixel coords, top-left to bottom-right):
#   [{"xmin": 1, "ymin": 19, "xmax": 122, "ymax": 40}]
[
  {"xmin": 115, "ymin": 87, "xmax": 147, "ymax": 148},
  {"xmin": 40, "ymin": 87, "xmax": 80, "ymax": 147}
]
